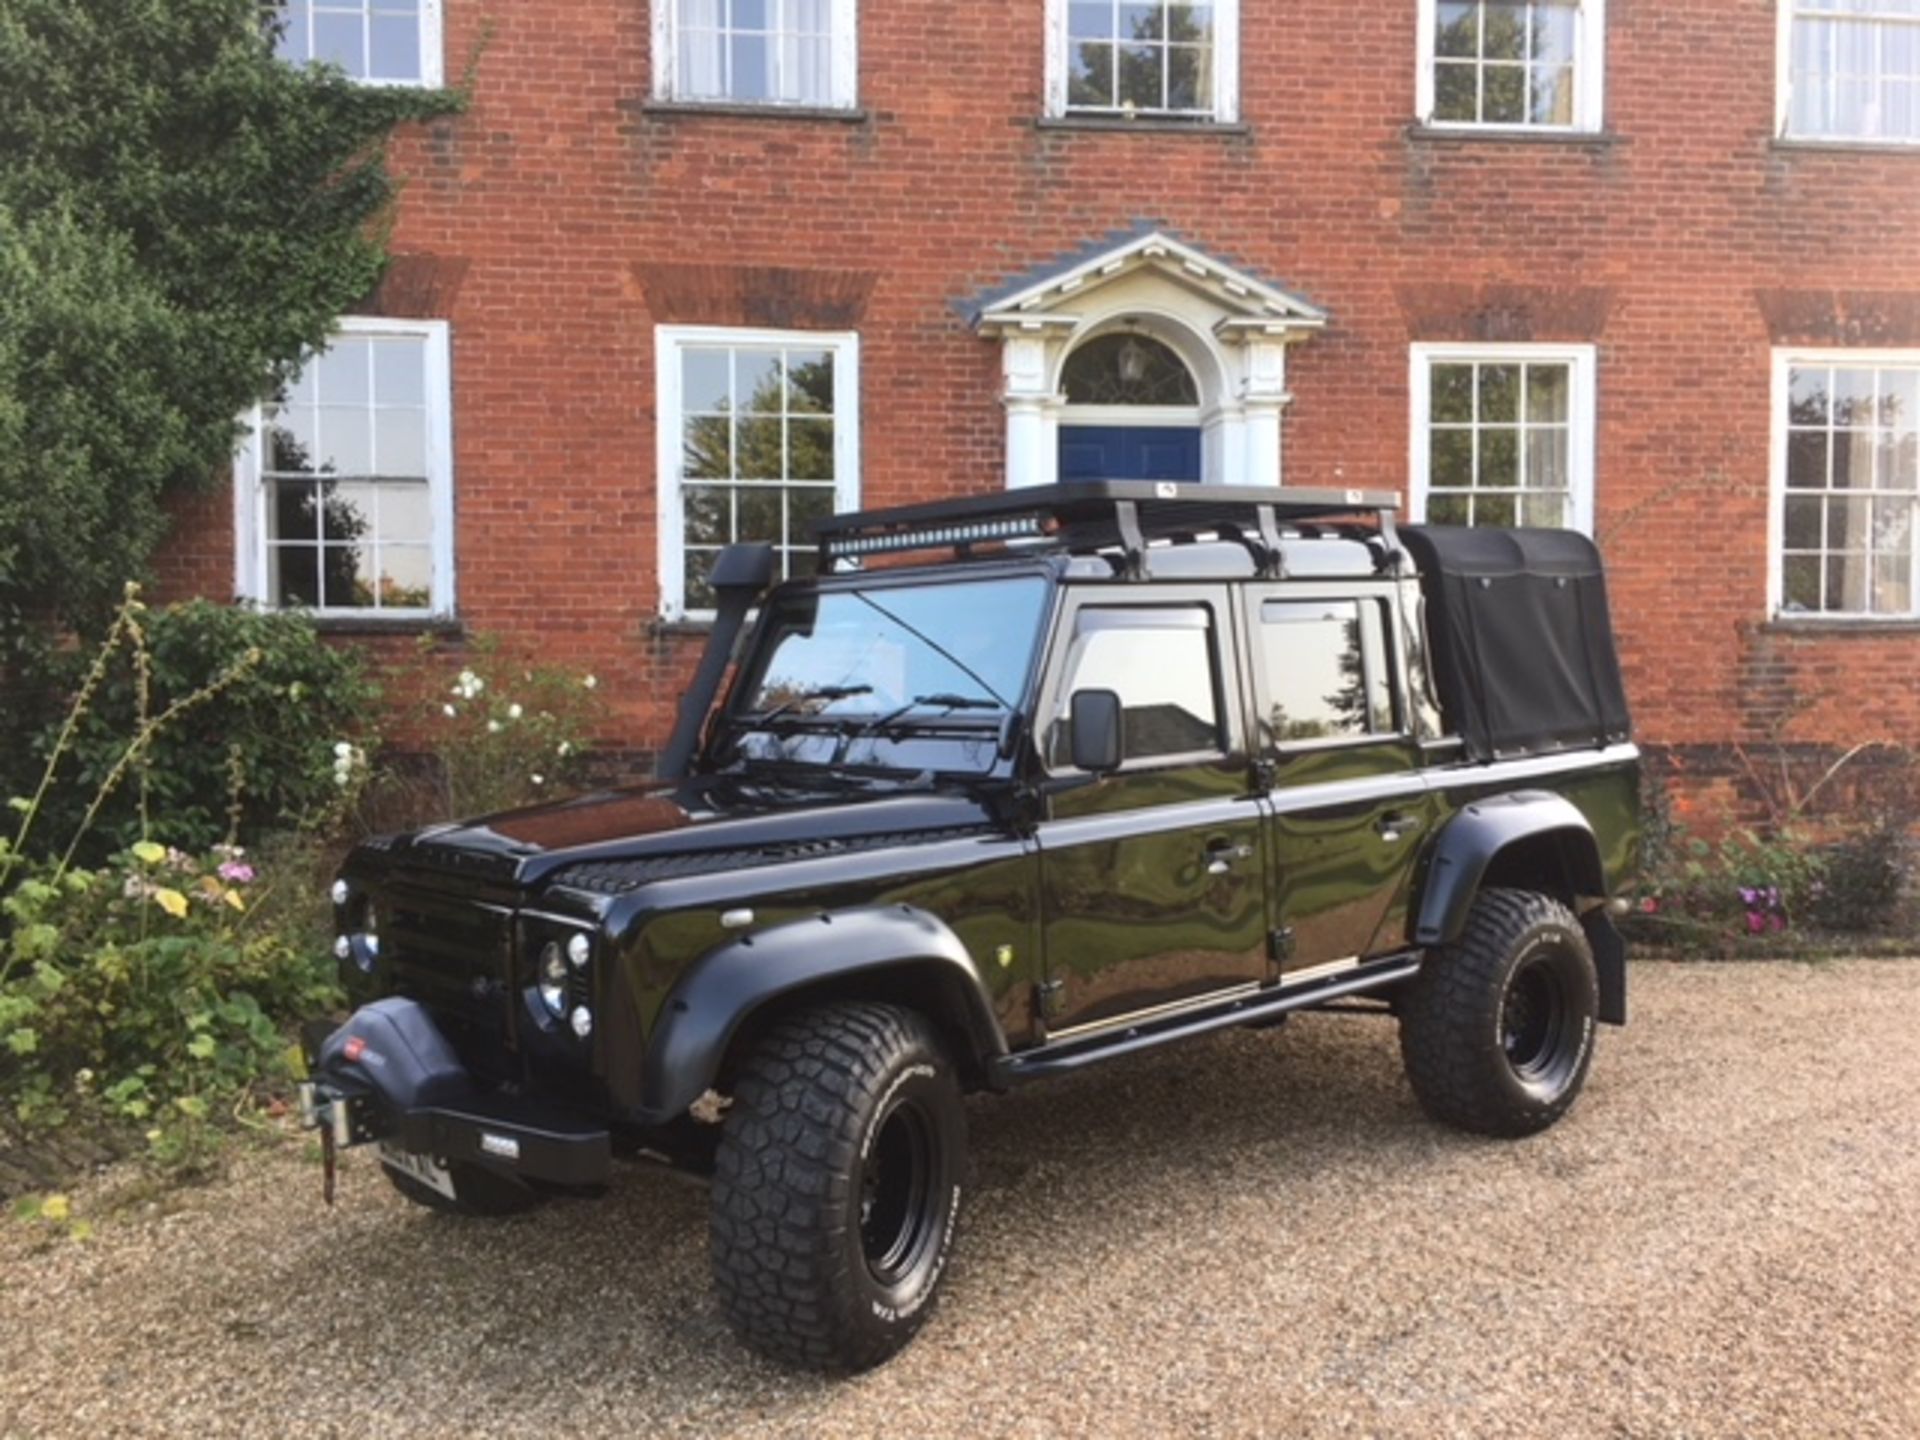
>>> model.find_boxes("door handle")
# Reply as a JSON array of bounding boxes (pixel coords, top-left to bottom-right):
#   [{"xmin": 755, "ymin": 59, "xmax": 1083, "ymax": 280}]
[
  {"xmin": 1205, "ymin": 840, "xmax": 1254, "ymax": 875},
  {"xmin": 1377, "ymin": 811, "xmax": 1422, "ymax": 842}
]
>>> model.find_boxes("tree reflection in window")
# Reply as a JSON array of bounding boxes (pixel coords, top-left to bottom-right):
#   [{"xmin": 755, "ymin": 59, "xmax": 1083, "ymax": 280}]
[{"xmin": 1061, "ymin": 333, "xmax": 1200, "ymax": 407}]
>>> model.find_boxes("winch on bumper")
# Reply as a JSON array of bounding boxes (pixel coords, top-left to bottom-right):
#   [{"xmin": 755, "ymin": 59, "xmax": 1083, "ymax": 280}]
[{"xmin": 298, "ymin": 996, "xmax": 611, "ymax": 1191}]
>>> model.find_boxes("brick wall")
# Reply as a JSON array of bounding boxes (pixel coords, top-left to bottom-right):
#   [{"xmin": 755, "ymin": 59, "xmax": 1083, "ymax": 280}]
[{"xmin": 153, "ymin": 0, "xmax": 1920, "ymax": 801}]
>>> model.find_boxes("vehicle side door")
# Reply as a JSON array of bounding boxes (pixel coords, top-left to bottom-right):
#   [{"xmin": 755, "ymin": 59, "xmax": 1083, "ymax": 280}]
[
  {"xmin": 1242, "ymin": 584, "xmax": 1435, "ymax": 975},
  {"xmin": 1033, "ymin": 588, "xmax": 1268, "ymax": 1034}
]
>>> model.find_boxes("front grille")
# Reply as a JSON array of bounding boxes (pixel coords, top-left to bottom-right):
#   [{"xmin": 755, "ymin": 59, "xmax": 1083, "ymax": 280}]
[{"xmin": 382, "ymin": 887, "xmax": 517, "ymax": 1067}]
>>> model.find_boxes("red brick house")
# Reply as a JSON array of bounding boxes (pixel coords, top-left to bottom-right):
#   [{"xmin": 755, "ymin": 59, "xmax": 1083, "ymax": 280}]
[{"xmin": 160, "ymin": 0, "xmax": 1920, "ymax": 810}]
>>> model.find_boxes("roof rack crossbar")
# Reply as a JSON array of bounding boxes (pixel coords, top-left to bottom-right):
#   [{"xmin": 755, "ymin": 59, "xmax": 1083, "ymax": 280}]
[{"xmin": 813, "ymin": 481, "xmax": 1399, "ymax": 573}]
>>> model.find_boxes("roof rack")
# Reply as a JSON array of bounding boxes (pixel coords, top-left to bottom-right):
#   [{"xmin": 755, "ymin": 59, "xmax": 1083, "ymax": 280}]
[{"xmin": 812, "ymin": 480, "xmax": 1405, "ymax": 580}]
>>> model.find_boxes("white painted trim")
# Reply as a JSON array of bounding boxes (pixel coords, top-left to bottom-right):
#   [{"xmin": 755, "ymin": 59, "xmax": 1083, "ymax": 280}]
[
  {"xmin": 1775, "ymin": 0, "xmax": 1920, "ymax": 143},
  {"xmin": 1414, "ymin": 0, "xmax": 1606, "ymax": 134},
  {"xmin": 234, "ymin": 316, "xmax": 456, "ymax": 617},
  {"xmin": 289, "ymin": 0, "xmax": 445, "ymax": 88},
  {"xmin": 654, "ymin": 325, "xmax": 861, "ymax": 621},
  {"xmin": 1767, "ymin": 345, "xmax": 1920, "ymax": 621},
  {"xmin": 1408, "ymin": 342, "xmax": 1598, "ymax": 536},
  {"xmin": 1775, "ymin": 0, "xmax": 1794, "ymax": 139},
  {"xmin": 1044, "ymin": 0, "xmax": 1240, "ymax": 124},
  {"xmin": 651, "ymin": 0, "xmax": 859, "ymax": 107}
]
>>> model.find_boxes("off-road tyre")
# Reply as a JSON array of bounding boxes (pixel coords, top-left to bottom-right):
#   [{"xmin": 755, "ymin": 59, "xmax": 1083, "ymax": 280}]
[
  {"xmin": 1399, "ymin": 887, "xmax": 1599, "ymax": 1138},
  {"xmin": 384, "ymin": 1158, "xmax": 544, "ymax": 1216},
  {"xmin": 711, "ymin": 1003, "xmax": 967, "ymax": 1372}
]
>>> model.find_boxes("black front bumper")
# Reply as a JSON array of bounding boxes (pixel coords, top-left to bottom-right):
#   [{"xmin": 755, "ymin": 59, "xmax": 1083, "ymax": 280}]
[{"xmin": 300, "ymin": 998, "xmax": 610, "ymax": 1189}]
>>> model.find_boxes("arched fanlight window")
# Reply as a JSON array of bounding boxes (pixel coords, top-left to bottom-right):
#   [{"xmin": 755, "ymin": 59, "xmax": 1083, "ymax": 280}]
[{"xmin": 1061, "ymin": 333, "xmax": 1200, "ymax": 406}]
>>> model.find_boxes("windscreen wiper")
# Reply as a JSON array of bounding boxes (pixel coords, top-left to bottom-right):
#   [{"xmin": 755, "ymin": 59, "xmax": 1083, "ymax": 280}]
[
  {"xmin": 846, "ymin": 692, "xmax": 1002, "ymax": 744},
  {"xmin": 743, "ymin": 683, "xmax": 874, "ymax": 728}
]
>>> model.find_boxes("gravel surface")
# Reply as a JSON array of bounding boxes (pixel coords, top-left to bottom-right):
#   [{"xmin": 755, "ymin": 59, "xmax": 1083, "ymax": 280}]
[{"xmin": 4, "ymin": 959, "xmax": 1919, "ymax": 1438}]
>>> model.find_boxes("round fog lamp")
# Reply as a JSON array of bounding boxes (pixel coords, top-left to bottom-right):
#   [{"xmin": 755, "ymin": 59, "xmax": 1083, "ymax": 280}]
[
  {"xmin": 330, "ymin": 879, "xmax": 350, "ymax": 906},
  {"xmin": 333, "ymin": 935, "xmax": 352, "ymax": 961},
  {"xmin": 537, "ymin": 941, "xmax": 568, "ymax": 1017},
  {"xmin": 567, "ymin": 933, "xmax": 591, "ymax": 969},
  {"xmin": 569, "ymin": 1005, "xmax": 593, "ymax": 1039}
]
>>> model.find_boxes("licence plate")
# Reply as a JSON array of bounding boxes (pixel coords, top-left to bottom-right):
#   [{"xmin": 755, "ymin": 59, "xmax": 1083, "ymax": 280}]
[{"xmin": 379, "ymin": 1142, "xmax": 456, "ymax": 1201}]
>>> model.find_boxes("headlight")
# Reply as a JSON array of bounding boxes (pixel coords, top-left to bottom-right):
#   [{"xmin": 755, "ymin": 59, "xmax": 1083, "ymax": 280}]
[{"xmin": 537, "ymin": 942, "xmax": 568, "ymax": 1017}]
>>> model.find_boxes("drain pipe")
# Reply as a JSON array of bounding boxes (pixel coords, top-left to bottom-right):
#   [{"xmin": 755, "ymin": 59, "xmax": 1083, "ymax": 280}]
[{"xmin": 656, "ymin": 542, "xmax": 775, "ymax": 781}]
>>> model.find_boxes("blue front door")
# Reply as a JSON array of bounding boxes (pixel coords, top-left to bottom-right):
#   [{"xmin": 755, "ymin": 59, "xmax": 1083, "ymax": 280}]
[{"xmin": 1059, "ymin": 425, "xmax": 1202, "ymax": 482}]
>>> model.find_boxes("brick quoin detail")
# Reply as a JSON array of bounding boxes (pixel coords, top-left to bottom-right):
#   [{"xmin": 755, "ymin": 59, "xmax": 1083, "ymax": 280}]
[{"xmin": 149, "ymin": 0, "xmax": 1920, "ymax": 805}]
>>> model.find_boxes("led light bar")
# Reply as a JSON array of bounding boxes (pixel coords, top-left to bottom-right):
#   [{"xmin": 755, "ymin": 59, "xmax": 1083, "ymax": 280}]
[{"xmin": 824, "ymin": 513, "xmax": 1050, "ymax": 558}]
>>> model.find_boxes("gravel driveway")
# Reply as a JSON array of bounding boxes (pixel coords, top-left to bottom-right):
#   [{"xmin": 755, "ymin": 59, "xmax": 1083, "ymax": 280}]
[{"xmin": 4, "ymin": 959, "xmax": 1919, "ymax": 1439}]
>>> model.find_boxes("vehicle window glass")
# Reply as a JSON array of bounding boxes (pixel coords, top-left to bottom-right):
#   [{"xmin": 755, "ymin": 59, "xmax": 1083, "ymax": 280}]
[
  {"xmin": 1050, "ymin": 606, "xmax": 1221, "ymax": 766},
  {"xmin": 739, "ymin": 576, "xmax": 1050, "ymax": 719},
  {"xmin": 1257, "ymin": 598, "xmax": 1396, "ymax": 745}
]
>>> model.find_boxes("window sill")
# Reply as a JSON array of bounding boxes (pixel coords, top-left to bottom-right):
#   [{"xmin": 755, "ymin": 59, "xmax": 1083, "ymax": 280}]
[
  {"xmin": 1038, "ymin": 115, "xmax": 1249, "ymax": 136},
  {"xmin": 640, "ymin": 100, "xmax": 868, "ymax": 124},
  {"xmin": 1405, "ymin": 123, "xmax": 1617, "ymax": 147},
  {"xmin": 1761, "ymin": 615, "xmax": 1920, "ymax": 635},
  {"xmin": 1770, "ymin": 136, "xmax": 1920, "ymax": 156},
  {"xmin": 306, "ymin": 613, "xmax": 465, "ymax": 637}
]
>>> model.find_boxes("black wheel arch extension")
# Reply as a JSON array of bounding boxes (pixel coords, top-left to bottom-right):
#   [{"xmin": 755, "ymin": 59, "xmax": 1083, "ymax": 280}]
[
  {"xmin": 636, "ymin": 905, "xmax": 1008, "ymax": 1124},
  {"xmin": 1414, "ymin": 792, "xmax": 1626, "ymax": 1026}
]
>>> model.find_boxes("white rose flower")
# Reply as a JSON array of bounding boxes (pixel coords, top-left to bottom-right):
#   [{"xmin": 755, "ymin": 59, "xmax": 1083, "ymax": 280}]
[
  {"xmin": 508, "ymin": 703, "xmax": 524, "ymax": 720},
  {"xmin": 531, "ymin": 773, "xmax": 545, "ymax": 786},
  {"xmin": 583, "ymin": 674, "xmax": 598, "ymax": 690},
  {"xmin": 487, "ymin": 719, "xmax": 502, "ymax": 734},
  {"xmin": 443, "ymin": 703, "xmax": 458, "ymax": 718},
  {"xmin": 333, "ymin": 741, "xmax": 353, "ymax": 759}
]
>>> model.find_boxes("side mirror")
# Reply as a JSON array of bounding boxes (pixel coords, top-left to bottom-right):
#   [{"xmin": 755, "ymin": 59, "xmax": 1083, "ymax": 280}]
[{"xmin": 1069, "ymin": 689, "xmax": 1124, "ymax": 774}]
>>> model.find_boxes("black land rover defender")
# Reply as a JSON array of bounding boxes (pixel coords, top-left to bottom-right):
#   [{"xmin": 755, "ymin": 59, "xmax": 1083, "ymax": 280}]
[{"xmin": 301, "ymin": 482, "xmax": 1639, "ymax": 1372}]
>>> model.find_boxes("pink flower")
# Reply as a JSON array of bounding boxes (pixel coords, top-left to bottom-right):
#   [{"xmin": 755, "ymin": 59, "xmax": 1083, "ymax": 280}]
[{"xmin": 217, "ymin": 861, "xmax": 255, "ymax": 885}]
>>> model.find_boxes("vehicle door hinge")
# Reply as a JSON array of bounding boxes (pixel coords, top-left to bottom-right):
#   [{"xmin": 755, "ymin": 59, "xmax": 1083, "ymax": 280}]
[
  {"xmin": 1035, "ymin": 978, "xmax": 1068, "ymax": 1021},
  {"xmin": 1251, "ymin": 757, "xmax": 1279, "ymax": 792},
  {"xmin": 1268, "ymin": 927, "xmax": 1296, "ymax": 964}
]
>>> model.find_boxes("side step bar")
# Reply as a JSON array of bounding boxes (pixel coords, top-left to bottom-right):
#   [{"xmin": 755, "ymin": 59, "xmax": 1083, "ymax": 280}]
[{"xmin": 990, "ymin": 952, "xmax": 1422, "ymax": 1087}]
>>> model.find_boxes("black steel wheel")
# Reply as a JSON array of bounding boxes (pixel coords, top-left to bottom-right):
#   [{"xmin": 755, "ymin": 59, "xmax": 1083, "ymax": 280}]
[
  {"xmin": 711, "ymin": 1002, "xmax": 966, "ymax": 1372},
  {"xmin": 1398, "ymin": 887, "xmax": 1599, "ymax": 1137}
]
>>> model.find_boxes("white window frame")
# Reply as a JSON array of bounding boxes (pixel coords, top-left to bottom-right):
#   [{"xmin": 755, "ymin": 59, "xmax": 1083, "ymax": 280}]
[
  {"xmin": 1044, "ymin": 0, "xmax": 1241, "ymax": 124},
  {"xmin": 275, "ymin": 0, "xmax": 445, "ymax": 88},
  {"xmin": 1776, "ymin": 0, "xmax": 1920, "ymax": 145},
  {"xmin": 1768, "ymin": 346, "xmax": 1920, "ymax": 621},
  {"xmin": 234, "ymin": 317, "xmax": 456, "ymax": 618},
  {"xmin": 650, "ymin": 0, "xmax": 860, "ymax": 109},
  {"xmin": 655, "ymin": 325, "xmax": 861, "ymax": 621},
  {"xmin": 1415, "ymin": 0, "xmax": 1607, "ymax": 134},
  {"xmin": 1408, "ymin": 342, "xmax": 1598, "ymax": 535}
]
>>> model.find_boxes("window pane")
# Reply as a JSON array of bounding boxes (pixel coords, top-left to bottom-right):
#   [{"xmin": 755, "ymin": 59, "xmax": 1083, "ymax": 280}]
[
  {"xmin": 684, "ymin": 415, "xmax": 734, "ymax": 480},
  {"xmin": 1483, "ymin": 64, "xmax": 1527, "ymax": 122},
  {"xmin": 1826, "ymin": 553, "xmax": 1868, "ymax": 613},
  {"xmin": 272, "ymin": 480, "xmax": 320, "ymax": 542},
  {"xmin": 1431, "ymin": 364, "xmax": 1475, "ymax": 423},
  {"xmin": 685, "ymin": 550, "xmax": 719, "ymax": 612},
  {"xmin": 1427, "ymin": 492, "xmax": 1470, "ymax": 525},
  {"xmin": 315, "ymin": 407, "xmax": 373, "ymax": 475},
  {"xmin": 322, "ymin": 480, "xmax": 376, "ymax": 544},
  {"xmin": 780, "ymin": 30, "xmax": 830, "ymax": 103},
  {"xmin": 1789, "ymin": 366, "xmax": 1830, "ymax": 426},
  {"xmin": 1521, "ymin": 490, "xmax": 1568, "ymax": 527},
  {"xmin": 1478, "ymin": 364, "xmax": 1520, "ymax": 422},
  {"xmin": 1782, "ymin": 553, "xmax": 1821, "ymax": 610},
  {"xmin": 1167, "ymin": 45, "xmax": 1209, "ymax": 111},
  {"xmin": 731, "ymin": 0, "xmax": 768, "ymax": 30},
  {"xmin": 1828, "ymin": 494, "xmax": 1871, "ymax": 549},
  {"xmin": 787, "ymin": 350, "xmax": 834, "ymax": 412},
  {"xmin": 1058, "ymin": 611, "xmax": 1219, "ymax": 762},
  {"xmin": 317, "ymin": 338, "xmax": 371, "ymax": 405},
  {"xmin": 1478, "ymin": 429, "xmax": 1519, "ymax": 487},
  {"xmin": 373, "ymin": 340, "xmax": 426, "ymax": 406},
  {"xmin": 1435, "ymin": 1, "xmax": 1478, "ymax": 59},
  {"xmin": 1833, "ymin": 368, "xmax": 1877, "ymax": 426},
  {"xmin": 1525, "ymin": 363, "xmax": 1570, "ymax": 422},
  {"xmin": 1833, "ymin": 430, "xmax": 1874, "ymax": 490},
  {"xmin": 374, "ymin": 407, "xmax": 427, "ymax": 477},
  {"xmin": 729, "ymin": 32, "xmax": 771, "ymax": 100},
  {"xmin": 1434, "ymin": 61, "xmax": 1479, "ymax": 120},
  {"xmin": 1526, "ymin": 427, "xmax": 1569, "ymax": 490},
  {"xmin": 1168, "ymin": 3, "xmax": 1211, "ymax": 42},
  {"xmin": 1530, "ymin": 64, "xmax": 1574, "ymax": 124},
  {"xmin": 1787, "ymin": 431, "xmax": 1829, "ymax": 489},
  {"xmin": 684, "ymin": 484, "xmax": 728, "ymax": 545},
  {"xmin": 789, "ymin": 417, "xmax": 835, "ymax": 480},
  {"xmin": 265, "ymin": 417, "xmax": 318, "ymax": 474},
  {"xmin": 1070, "ymin": 42, "xmax": 1115, "ymax": 106},
  {"xmin": 1784, "ymin": 494, "xmax": 1824, "ymax": 550},
  {"xmin": 271, "ymin": 545, "xmax": 320, "ymax": 608},
  {"xmin": 1482, "ymin": 4, "xmax": 1528, "ymax": 62},
  {"xmin": 1883, "ymin": 433, "xmax": 1920, "ymax": 489},
  {"xmin": 1121, "ymin": 2, "xmax": 1162, "ymax": 40},
  {"xmin": 320, "ymin": 544, "xmax": 368, "ymax": 609},
  {"xmin": 380, "ymin": 481, "xmax": 433, "ymax": 546},
  {"xmin": 1872, "ymin": 552, "xmax": 1913, "ymax": 614},
  {"xmin": 1477, "ymin": 492, "xmax": 1517, "ymax": 527},
  {"xmin": 1117, "ymin": 44, "xmax": 1163, "ymax": 107},
  {"xmin": 1431, "ymin": 429, "xmax": 1474, "ymax": 489},
  {"xmin": 736, "ymin": 484, "xmax": 784, "ymax": 544},
  {"xmin": 1258, "ymin": 601, "xmax": 1371, "ymax": 743},
  {"xmin": 312, "ymin": 11, "xmax": 365, "ymax": 74},
  {"xmin": 736, "ymin": 351, "xmax": 783, "ymax": 412},
  {"xmin": 1070, "ymin": 1, "xmax": 1114, "ymax": 40},
  {"xmin": 683, "ymin": 349, "xmax": 733, "ymax": 413},
  {"xmin": 275, "ymin": 4, "xmax": 313, "ymax": 63},
  {"xmin": 735, "ymin": 417, "xmax": 784, "ymax": 479},
  {"xmin": 1531, "ymin": 2, "xmax": 1579, "ymax": 67},
  {"xmin": 1882, "ymin": 369, "xmax": 1920, "ymax": 433},
  {"xmin": 1873, "ymin": 495, "xmax": 1914, "ymax": 550},
  {"xmin": 368, "ymin": 12, "xmax": 420, "ymax": 81},
  {"xmin": 378, "ymin": 545, "xmax": 432, "ymax": 609},
  {"xmin": 788, "ymin": 483, "xmax": 835, "ymax": 538}
]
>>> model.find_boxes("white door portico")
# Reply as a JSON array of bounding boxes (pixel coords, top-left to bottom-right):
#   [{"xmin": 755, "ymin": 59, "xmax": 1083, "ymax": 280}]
[{"xmin": 970, "ymin": 229, "xmax": 1327, "ymax": 489}]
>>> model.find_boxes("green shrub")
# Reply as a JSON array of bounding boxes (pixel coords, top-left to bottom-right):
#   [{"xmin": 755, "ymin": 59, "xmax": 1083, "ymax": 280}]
[
  {"xmin": 0, "ymin": 839, "xmax": 338, "ymax": 1173},
  {"xmin": 1812, "ymin": 822, "xmax": 1911, "ymax": 934},
  {"xmin": 391, "ymin": 634, "xmax": 605, "ymax": 822},
  {"xmin": 27, "ymin": 599, "xmax": 378, "ymax": 862}
]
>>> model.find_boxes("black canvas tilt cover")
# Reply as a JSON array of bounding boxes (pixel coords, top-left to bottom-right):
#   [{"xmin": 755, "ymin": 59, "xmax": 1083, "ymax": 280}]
[{"xmin": 1400, "ymin": 525, "xmax": 1632, "ymax": 763}]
